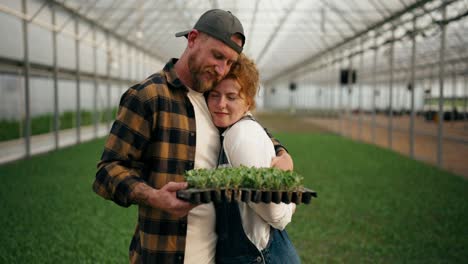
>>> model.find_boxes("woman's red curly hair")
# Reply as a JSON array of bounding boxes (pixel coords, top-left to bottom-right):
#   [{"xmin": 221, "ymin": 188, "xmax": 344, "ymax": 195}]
[{"xmin": 224, "ymin": 53, "xmax": 259, "ymax": 110}]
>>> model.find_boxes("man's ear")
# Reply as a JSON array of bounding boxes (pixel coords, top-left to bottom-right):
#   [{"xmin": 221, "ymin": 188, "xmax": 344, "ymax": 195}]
[{"xmin": 187, "ymin": 29, "xmax": 200, "ymax": 48}]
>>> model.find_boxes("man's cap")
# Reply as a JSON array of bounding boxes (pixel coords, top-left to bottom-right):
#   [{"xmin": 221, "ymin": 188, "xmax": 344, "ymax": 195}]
[{"xmin": 175, "ymin": 9, "xmax": 245, "ymax": 54}]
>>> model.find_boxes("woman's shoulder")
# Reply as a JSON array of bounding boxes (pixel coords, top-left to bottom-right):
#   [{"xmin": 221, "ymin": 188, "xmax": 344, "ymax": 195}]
[
  {"xmin": 226, "ymin": 118, "xmax": 265, "ymax": 138},
  {"xmin": 223, "ymin": 117, "xmax": 276, "ymax": 167}
]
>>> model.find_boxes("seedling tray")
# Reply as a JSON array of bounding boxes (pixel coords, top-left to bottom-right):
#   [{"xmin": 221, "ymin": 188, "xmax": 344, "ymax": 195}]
[{"xmin": 177, "ymin": 187, "xmax": 317, "ymax": 204}]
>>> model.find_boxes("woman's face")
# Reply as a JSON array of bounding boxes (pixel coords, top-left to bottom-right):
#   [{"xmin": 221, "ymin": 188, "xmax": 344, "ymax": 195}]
[{"xmin": 207, "ymin": 78, "xmax": 250, "ymax": 128}]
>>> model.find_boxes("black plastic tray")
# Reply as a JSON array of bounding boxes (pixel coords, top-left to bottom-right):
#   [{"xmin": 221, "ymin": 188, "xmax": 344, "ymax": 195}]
[{"xmin": 176, "ymin": 187, "xmax": 317, "ymax": 204}]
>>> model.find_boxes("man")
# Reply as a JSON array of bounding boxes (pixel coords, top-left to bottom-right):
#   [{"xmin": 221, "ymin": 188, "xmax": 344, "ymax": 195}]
[{"xmin": 93, "ymin": 9, "xmax": 293, "ymax": 264}]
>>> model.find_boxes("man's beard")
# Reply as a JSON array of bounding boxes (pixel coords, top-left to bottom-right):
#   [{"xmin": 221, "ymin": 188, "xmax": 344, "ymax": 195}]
[{"xmin": 188, "ymin": 55, "xmax": 221, "ymax": 93}]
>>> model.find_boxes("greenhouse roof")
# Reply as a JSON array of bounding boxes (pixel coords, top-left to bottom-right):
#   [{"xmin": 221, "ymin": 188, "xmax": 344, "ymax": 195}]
[{"xmin": 52, "ymin": 0, "xmax": 468, "ymax": 83}]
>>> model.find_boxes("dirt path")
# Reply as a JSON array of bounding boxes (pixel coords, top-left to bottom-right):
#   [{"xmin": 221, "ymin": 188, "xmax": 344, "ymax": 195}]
[{"xmin": 255, "ymin": 111, "xmax": 468, "ymax": 179}]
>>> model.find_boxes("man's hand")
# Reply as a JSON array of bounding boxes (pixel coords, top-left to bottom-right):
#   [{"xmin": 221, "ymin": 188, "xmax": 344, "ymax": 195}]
[
  {"xmin": 130, "ymin": 182, "xmax": 196, "ymax": 218},
  {"xmin": 271, "ymin": 149, "xmax": 293, "ymax": 171}
]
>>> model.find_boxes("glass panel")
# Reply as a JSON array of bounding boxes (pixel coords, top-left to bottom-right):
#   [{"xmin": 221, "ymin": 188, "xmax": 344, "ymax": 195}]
[
  {"xmin": 79, "ymin": 80, "xmax": 95, "ymax": 141},
  {"xmin": 57, "ymin": 10, "xmax": 76, "ymax": 70},
  {"xmin": 0, "ymin": 73, "xmax": 25, "ymax": 163},
  {"xmin": 30, "ymin": 76, "xmax": 54, "ymax": 155},
  {"xmin": 96, "ymin": 82, "xmax": 108, "ymax": 136},
  {"xmin": 58, "ymin": 79, "xmax": 77, "ymax": 147},
  {"xmin": 28, "ymin": 2, "xmax": 53, "ymax": 66},
  {"xmin": 0, "ymin": 7, "xmax": 23, "ymax": 60},
  {"xmin": 0, "ymin": 73, "xmax": 23, "ymax": 141}
]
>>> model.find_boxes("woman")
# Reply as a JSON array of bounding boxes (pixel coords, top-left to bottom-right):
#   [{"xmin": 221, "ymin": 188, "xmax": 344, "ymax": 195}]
[{"xmin": 206, "ymin": 54, "xmax": 301, "ymax": 264}]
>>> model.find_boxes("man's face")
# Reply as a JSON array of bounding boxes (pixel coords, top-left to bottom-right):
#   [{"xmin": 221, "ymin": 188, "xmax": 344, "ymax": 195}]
[{"xmin": 188, "ymin": 33, "xmax": 241, "ymax": 93}]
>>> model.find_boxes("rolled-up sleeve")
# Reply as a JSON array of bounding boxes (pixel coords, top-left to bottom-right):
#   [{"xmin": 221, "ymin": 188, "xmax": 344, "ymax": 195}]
[{"xmin": 248, "ymin": 203, "xmax": 296, "ymax": 230}]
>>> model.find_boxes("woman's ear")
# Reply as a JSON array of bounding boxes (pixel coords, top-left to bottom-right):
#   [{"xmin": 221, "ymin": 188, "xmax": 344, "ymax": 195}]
[{"xmin": 246, "ymin": 101, "xmax": 252, "ymax": 111}]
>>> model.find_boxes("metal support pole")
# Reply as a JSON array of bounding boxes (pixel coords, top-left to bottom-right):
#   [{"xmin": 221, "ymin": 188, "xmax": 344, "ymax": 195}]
[
  {"xmin": 139, "ymin": 51, "xmax": 143, "ymax": 80},
  {"xmin": 129, "ymin": 46, "xmax": 136, "ymax": 82},
  {"xmin": 450, "ymin": 67, "xmax": 456, "ymax": 121},
  {"xmin": 372, "ymin": 33, "xmax": 378, "ymax": 144},
  {"xmin": 464, "ymin": 71, "xmax": 467, "ymax": 123},
  {"xmin": 328, "ymin": 56, "xmax": 333, "ymax": 117},
  {"xmin": 127, "ymin": 44, "xmax": 132, "ymax": 96},
  {"xmin": 347, "ymin": 51, "xmax": 353, "ymax": 138},
  {"xmin": 118, "ymin": 41, "xmax": 123, "ymax": 118},
  {"xmin": 52, "ymin": 5, "xmax": 59, "ymax": 150},
  {"xmin": 339, "ymin": 51, "xmax": 344, "ymax": 135},
  {"xmin": 332, "ymin": 53, "xmax": 337, "ymax": 124},
  {"xmin": 437, "ymin": 4, "xmax": 447, "ymax": 166},
  {"xmin": 93, "ymin": 27, "xmax": 98, "ymax": 138},
  {"xmin": 75, "ymin": 16, "xmax": 81, "ymax": 143},
  {"xmin": 128, "ymin": 45, "xmax": 132, "ymax": 82},
  {"xmin": 106, "ymin": 33, "xmax": 111, "ymax": 132},
  {"xmin": 289, "ymin": 83, "xmax": 292, "ymax": 112},
  {"xmin": 21, "ymin": 0, "xmax": 31, "ymax": 158},
  {"xmin": 388, "ymin": 28, "xmax": 395, "ymax": 149},
  {"xmin": 358, "ymin": 37, "xmax": 364, "ymax": 140},
  {"xmin": 409, "ymin": 16, "xmax": 417, "ymax": 158}
]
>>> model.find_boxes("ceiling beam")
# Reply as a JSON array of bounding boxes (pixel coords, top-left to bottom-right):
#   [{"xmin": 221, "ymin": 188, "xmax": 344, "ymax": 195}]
[
  {"xmin": 319, "ymin": 0, "xmax": 359, "ymax": 35},
  {"xmin": 245, "ymin": 0, "xmax": 260, "ymax": 55},
  {"xmin": 255, "ymin": 0, "xmax": 301, "ymax": 65},
  {"xmin": 110, "ymin": 1, "xmax": 145, "ymax": 33},
  {"xmin": 49, "ymin": 0, "xmax": 165, "ymax": 62},
  {"xmin": 263, "ymin": 0, "xmax": 447, "ymax": 85}
]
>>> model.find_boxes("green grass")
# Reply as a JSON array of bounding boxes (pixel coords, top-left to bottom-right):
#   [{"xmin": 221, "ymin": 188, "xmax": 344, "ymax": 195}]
[
  {"xmin": 0, "ymin": 133, "xmax": 467, "ymax": 263},
  {"xmin": 278, "ymin": 133, "xmax": 468, "ymax": 263},
  {"xmin": 0, "ymin": 138, "xmax": 136, "ymax": 263}
]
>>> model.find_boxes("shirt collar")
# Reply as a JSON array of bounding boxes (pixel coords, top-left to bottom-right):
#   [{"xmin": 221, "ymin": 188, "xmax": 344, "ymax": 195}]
[{"xmin": 163, "ymin": 58, "xmax": 187, "ymax": 91}]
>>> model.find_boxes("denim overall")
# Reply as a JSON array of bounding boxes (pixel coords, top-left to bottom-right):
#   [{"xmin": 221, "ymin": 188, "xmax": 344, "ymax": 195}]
[{"xmin": 214, "ymin": 116, "xmax": 301, "ymax": 264}]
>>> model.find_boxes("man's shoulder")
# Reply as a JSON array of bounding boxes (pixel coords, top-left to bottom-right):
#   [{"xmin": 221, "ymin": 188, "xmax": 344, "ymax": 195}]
[
  {"xmin": 134, "ymin": 71, "xmax": 167, "ymax": 90},
  {"xmin": 128, "ymin": 71, "xmax": 178, "ymax": 100},
  {"xmin": 147, "ymin": 71, "xmax": 168, "ymax": 85}
]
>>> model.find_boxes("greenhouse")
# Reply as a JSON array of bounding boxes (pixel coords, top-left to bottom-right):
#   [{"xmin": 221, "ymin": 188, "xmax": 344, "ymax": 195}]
[{"xmin": 0, "ymin": 0, "xmax": 467, "ymax": 263}]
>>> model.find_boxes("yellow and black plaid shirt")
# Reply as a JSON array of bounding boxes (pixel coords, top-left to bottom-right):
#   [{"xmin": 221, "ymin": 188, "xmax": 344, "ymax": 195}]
[{"xmin": 93, "ymin": 59, "xmax": 285, "ymax": 263}]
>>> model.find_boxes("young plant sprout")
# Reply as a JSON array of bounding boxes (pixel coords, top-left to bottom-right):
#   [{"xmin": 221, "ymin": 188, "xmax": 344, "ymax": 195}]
[{"xmin": 184, "ymin": 166, "xmax": 304, "ymax": 191}]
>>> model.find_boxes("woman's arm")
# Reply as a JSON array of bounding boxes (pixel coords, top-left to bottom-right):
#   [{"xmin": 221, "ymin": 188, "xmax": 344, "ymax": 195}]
[{"xmin": 223, "ymin": 120, "xmax": 295, "ymax": 229}]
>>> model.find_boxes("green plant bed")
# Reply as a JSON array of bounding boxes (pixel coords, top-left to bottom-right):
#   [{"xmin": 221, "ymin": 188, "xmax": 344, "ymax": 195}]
[
  {"xmin": 80, "ymin": 111, "xmax": 93, "ymax": 126},
  {"xmin": 0, "ymin": 138, "xmax": 135, "ymax": 263},
  {"xmin": 276, "ymin": 132, "xmax": 468, "ymax": 263},
  {"xmin": 185, "ymin": 166, "xmax": 305, "ymax": 190},
  {"xmin": 0, "ymin": 120, "xmax": 21, "ymax": 141},
  {"xmin": 0, "ymin": 133, "xmax": 467, "ymax": 263},
  {"xmin": 180, "ymin": 166, "xmax": 316, "ymax": 204},
  {"xmin": 59, "ymin": 111, "xmax": 76, "ymax": 130},
  {"xmin": 0, "ymin": 109, "xmax": 117, "ymax": 142},
  {"xmin": 30, "ymin": 115, "xmax": 53, "ymax": 135}
]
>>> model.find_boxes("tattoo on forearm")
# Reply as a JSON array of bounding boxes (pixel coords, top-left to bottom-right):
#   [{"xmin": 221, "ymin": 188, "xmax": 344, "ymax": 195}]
[{"xmin": 130, "ymin": 183, "xmax": 152, "ymax": 205}]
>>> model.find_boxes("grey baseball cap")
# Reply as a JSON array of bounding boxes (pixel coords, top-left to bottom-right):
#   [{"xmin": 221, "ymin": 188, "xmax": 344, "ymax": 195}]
[{"xmin": 175, "ymin": 9, "xmax": 245, "ymax": 54}]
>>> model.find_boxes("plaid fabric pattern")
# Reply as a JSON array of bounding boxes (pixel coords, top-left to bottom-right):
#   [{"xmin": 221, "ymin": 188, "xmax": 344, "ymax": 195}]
[{"xmin": 93, "ymin": 59, "xmax": 285, "ymax": 263}]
